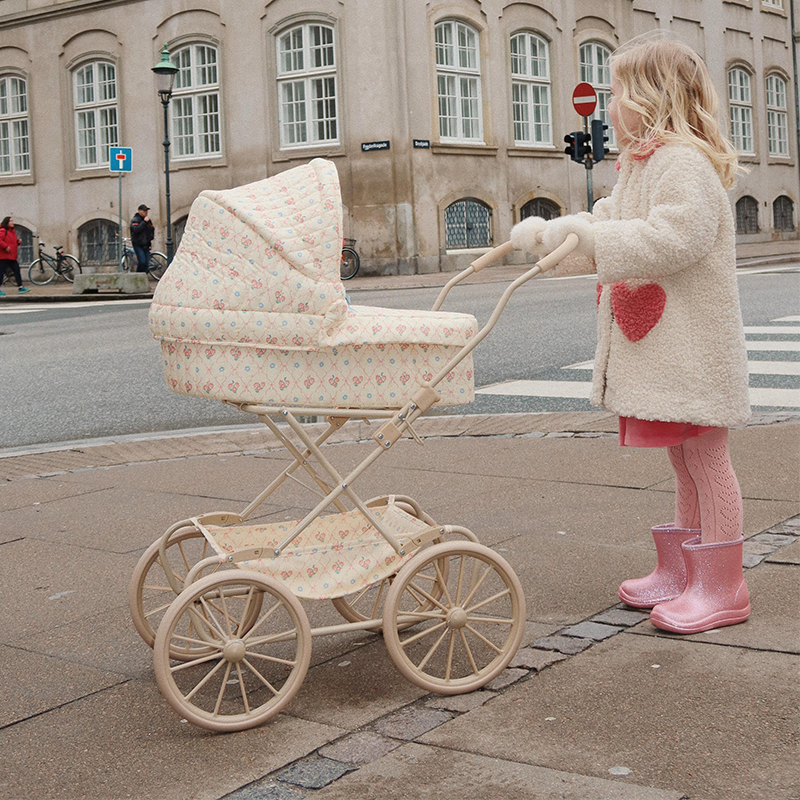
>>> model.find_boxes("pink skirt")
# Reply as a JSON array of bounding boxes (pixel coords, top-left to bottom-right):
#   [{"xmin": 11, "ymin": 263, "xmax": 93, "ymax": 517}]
[{"xmin": 618, "ymin": 416, "xmax": 718, "ymax": 448}]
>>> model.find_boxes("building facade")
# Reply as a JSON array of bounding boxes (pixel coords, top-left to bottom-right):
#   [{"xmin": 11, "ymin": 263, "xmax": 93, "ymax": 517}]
[{"xmin": 0, "ymin": 0, "xmax": 798, "ymax": 275}]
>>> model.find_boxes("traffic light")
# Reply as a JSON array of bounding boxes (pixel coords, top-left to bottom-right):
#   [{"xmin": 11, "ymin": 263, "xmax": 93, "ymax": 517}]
[
  {"xmin": 564, "ymin": 130, "xmax": 592, "ymax": 163},
  {"xmin": 576, "ymin": 131, "xmax": 592, "ymax": 161},
  {"xmin": 591, "ymin": 119, "xmax": 610, "ymax": 162}
]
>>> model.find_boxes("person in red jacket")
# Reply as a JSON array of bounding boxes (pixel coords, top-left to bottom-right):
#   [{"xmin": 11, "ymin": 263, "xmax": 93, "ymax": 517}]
[{"xmin": 0, "ymin": 217, "xmax": 30, "ymax": 295}]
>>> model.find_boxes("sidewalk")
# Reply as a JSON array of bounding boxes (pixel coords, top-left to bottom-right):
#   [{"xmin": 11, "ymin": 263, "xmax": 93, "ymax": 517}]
[
  {"xmin": 2, "ymin": 238, "xmax": 797, "ymax": 304},
  {"xmin": 0, "ymin": 410, "xmax": 797, "ymax": 800}
]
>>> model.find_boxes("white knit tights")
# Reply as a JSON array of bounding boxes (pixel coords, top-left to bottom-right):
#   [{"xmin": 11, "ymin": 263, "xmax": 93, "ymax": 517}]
[{"xmin": 667, "ymin": 428, "xmax": 743, "ymax": 543}]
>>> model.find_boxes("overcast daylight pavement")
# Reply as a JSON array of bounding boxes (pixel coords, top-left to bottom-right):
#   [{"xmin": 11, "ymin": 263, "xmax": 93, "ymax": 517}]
[{"xmin": 1, "ymin": 246, "xmax": 798, "ymax": 800}]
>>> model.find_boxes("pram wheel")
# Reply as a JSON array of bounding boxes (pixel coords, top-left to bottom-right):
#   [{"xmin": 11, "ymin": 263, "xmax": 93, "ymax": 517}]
[
  {"xmin": 383, "ymin": 541, "xmax": 525, "ymax": 695},
  {"xmin": 154, "ymin": 571, "xmax": 311, "ymax": 732},
  {"xmin": 129, "ymin": 528, "xmax": 264, "ymax": 660}
]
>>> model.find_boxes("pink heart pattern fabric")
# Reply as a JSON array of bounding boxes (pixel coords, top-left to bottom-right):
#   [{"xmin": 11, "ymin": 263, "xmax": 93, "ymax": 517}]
[{"xmin": 610, "ymin": 282, "xmax": 666, "ymax": 342}]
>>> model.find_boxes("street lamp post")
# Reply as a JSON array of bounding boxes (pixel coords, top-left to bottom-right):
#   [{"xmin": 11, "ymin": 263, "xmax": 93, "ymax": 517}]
[{"xmin": 152, "ymin": 44, "xmax": 179, "ymax": 264}]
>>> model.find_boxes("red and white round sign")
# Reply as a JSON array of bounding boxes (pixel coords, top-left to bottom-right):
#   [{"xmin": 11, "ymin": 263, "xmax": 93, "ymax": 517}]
[{"xmin": 572, "ymin": 82, "xmax": 597, "ymax": 117}]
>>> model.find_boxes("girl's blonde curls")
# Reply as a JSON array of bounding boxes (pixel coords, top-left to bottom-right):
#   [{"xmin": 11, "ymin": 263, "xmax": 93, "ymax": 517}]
[{"xmin": 610, "ymin": 34, "xmax": 740, "ymax": 188}]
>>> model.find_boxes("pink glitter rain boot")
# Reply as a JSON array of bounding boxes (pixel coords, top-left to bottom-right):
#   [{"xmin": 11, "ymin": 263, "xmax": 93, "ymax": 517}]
[
  {"xmin": 618, "ymin": 524, "xmax": 699, "ymax": 608},
  {"xmin": 649, "ymin": 536, "xmax": 750, "ymax": 634}
]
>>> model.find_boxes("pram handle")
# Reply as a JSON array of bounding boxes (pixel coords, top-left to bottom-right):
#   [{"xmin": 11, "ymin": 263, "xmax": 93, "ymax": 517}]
[{"xmin": 431, "ymin": 233, "xmax": 579, "ymax": 312}]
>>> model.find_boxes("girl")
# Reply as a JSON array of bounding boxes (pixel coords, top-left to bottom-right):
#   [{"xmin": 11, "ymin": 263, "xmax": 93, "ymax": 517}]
[
  {"xmin": 0, "ymin": 216, "xmax": 30, "ymax": 295},
  {"xmin": 511, "ymin": 36, "xmax": 751, "ymax": 634}
]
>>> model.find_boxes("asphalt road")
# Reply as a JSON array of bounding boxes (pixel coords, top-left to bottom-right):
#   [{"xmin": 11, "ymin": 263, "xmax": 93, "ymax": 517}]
[{"xmin": 1, "ymin": 266, "xmax": 797, "ymax": 450}]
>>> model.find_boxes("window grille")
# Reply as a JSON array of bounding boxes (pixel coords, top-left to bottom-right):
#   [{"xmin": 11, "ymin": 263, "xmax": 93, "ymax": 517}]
[
  {"xmin": 73, "ymin": 62, "xmax": 118, "ymax": 168},
  {"xmin": 773, "ymin": 196, "xmax": 795, "ymax": 232},
  {"xmin": 579, "ymin": 42, "xmax": 615, "ymax": 149},
  {"xmin": 445, "ymin": 199, "xmax": 492, "ymax": 249},
  {"xmin": 728, "ymin": 68, "xmax": 754, "ymax": 155},
  {"xmin": 15, "ymin": 224, "xmax": 33, "ymax": 266},
  {"xmin": 435, "ymin": 20, "xmax": 483, "ymax": 143},
  {"xmin": 173, "ymin": 216, "xmax": 188, "ymax": 252},
  {"xmin": 0, "ymin": 75, "xmax": 30, "ymax": 176},
  {"xmin": 277, "ymin": 23, "xmax": 338, "ymax": 148},
  {"xmin": 170, "ymin": 44, "xmax": 222, "ymax": 158},
  {"xmin": 510, "ymin": 32, "xmax": 551, "ymax": 146},
  {"xmin": 735, "ymin": 196, "xmax": 759, "ymax": 234},
  {"xmin": 79, "ymin": 219, "xmax": 118, "ymax": 266},
  {"xmin": 520, "ymin": 198, "xmax": 560, "ymax": 221}
]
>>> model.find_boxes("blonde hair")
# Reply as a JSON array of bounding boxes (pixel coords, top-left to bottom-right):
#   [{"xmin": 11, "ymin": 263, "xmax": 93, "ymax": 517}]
[{"xmin": 610, "ymin": 35, "xmax": 740, "ymax": 188}]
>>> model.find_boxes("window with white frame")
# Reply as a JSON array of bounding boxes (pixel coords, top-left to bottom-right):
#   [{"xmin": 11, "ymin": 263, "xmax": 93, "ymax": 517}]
[
  {"xmin": 766, "ymin": 74, "xmax": 789, "ymax": 157},
  {"xmin": 510, "ymin": 31, "xmax": 552, "ymax": 146},
  {"xmin": 579, "ymin": 42, "xmax": 615, "ymax": 148},
  {"xmin": 170, "ymin": 43, "xmax": 222, "ymax": 159},
  {"xmin": 728, "ymin": 67, "xmax": 754, "ymax": 155},
  {"xmin": 435, "ymin": 20, "xmax": 483, "ymax": 143},
  {"xmin": 0, "ymin": 75, "xmax": 30, "ymax": 176},
  {"xmin": 761, "ymin": 0, "xmax": 783, "ymax": 8},
  {"xmin": 276, "ymin": 23, "xmax": 339, "ymax": 148},
  {"xmin": 73, "ymin": 61, "xmax": 118, "ymax": 168}
]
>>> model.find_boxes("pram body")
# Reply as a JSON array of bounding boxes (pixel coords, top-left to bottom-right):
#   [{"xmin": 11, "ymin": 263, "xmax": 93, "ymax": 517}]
[{"xmin": 135, "ymin": 159, "xmax": 577, "ymax": 732}]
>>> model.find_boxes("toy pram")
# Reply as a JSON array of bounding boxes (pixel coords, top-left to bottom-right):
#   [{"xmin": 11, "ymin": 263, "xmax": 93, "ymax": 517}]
[{"xmin": 132, "ymin": 159, "xmax": 579, "ymax": 732}]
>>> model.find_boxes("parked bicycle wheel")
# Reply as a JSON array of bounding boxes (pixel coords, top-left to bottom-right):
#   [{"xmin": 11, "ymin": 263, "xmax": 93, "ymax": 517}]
[
  {"xmin": 59, "ymin": 255, "xmax": 81, "ymax": 283},
  {"xmin": 28, "ymin": 258, "xmax": 56, "ymax": 285},
  {"xmin": 340, "ymin": 247, "xmax": 360, "ymax": 280},
  {"xmin": 120, "ymin": 252, "xmax": 137, "ymax": 273},
  {"xmin": 147, "ymin": 252, "xmax": 168, "ymax": 282}
]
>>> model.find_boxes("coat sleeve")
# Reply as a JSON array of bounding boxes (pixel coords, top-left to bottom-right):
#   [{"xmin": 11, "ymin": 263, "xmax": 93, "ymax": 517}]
[{"xmin": 593, "ymin": 149, "xmax": 723, "ymax": 284}]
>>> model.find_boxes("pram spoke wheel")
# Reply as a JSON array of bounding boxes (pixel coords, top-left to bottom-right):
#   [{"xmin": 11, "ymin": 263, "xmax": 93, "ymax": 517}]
[
  {"xmin": 154, "ymin": 571, "xmax": 311, "ymax": 732},
  {"xmin": 129, "ymin": 528, "xmax": 264, "ymax": 660},
  {"xmin": 383, "ymin": 542, "xmax": 525, "ymax": 695}
]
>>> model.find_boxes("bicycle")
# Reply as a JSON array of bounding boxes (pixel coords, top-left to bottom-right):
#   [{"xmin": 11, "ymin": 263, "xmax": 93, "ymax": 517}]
[
  {"xmin": 28, "ymin": 241, "xmax": 82, "ymax": 285},
  {"xmin": 340, "ymin": 237, "xmax": 360, "ymax": 280},
  {"xmin": 119, "ymin": 238, "xmax": 168, "ymax": 282}
]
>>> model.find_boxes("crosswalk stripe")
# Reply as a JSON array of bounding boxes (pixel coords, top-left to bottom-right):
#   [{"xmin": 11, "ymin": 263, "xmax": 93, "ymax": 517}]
[
  {"xmin": 745, "ymin": 341, "xmax": 800, "ymax": 351},
  {"xmin": 476, "ymin": 380, "xmax": 800, "ymax": 407},
  {"xmin": 743, "ymin": 326, "xmax": 800, "ymax": 334},
  {"xmin": 775, "ymin": 316, "xmax": 800, "ymax": 322},
  {"xmin": 563, "ymin": 360, "xmax": 800, "ymax": 376}
]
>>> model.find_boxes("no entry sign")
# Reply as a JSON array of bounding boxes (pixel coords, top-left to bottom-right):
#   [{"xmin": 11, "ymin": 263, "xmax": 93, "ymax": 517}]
[{"xmin": 572, "ymin": 82, "xmax": 597, "ymax": 116}]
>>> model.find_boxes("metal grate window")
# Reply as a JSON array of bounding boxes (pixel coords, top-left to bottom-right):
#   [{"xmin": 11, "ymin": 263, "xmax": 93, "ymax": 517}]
[
  {"xmin": 735, "ymin": 196, "xmax": 759, "ymax": 235},
  {"xmin": 79, "ymin": 219, "xmax": 118, "ymax": 266},
  {"xmin": 520, "ymin": 197, "xmax": 560, "ymax": 221},
  {"xmin": 445, "ymin": 199, "xmax": 492, "ymax": 249},
  {"xmin": 15, "ymin": 224, "xmax": 33, "ymax": 266},
  {"xmin": 773, "ymin": 196, "xmax": 795, "ymax": 232}
]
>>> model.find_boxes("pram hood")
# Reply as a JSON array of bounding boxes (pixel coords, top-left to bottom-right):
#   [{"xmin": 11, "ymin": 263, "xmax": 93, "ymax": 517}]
[{"xmin": 149, "ymin": 158, "xmax": 476, "ymax": 353}]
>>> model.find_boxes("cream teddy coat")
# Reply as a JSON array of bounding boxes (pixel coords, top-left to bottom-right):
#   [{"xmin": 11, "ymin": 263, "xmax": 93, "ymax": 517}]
[{"xmin": 517, "ymin": 143, "xmax": 751, "ymax": 428}]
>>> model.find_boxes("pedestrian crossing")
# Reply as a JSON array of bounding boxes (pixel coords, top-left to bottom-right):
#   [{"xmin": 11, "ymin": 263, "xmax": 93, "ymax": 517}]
[{"xmin": 477, "ymin": 315, "xmax": 800, "ymax": 411}]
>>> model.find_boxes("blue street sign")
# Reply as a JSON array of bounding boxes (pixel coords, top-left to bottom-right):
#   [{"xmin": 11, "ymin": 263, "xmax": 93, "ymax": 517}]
[{"xmin": 109, "ymin": 146, "xmax": 132, "ymax": 172}]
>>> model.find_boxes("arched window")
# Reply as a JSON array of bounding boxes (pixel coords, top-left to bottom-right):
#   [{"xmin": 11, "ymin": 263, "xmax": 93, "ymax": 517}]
[
  {"xmin": 79, "ymin": 219, "xmax": 118, "ymax": 266},
  {"xmin": 728, "ymin": 67, "xmax": 754, "ymax": 155},
  {"xmin": 520, "ymin": 197, "xmax": 560, "ymax": 221},
  {"xmin": 773, "ymin": 196, "xmax": 795, "ymax": 232},
  {"xmin": 73, "ymin": 61, "xmax": 118, "ymax": 168},
  {"xmin": 435, "ymin": 20, "xmax": 482, "ymax": 143},
  {"xmin": 444, "ymin": 198, "xmax": 492, "ymax": 249},
  {"xmin": 766, "ymin": 74, "xmax": 789, "ymax": 157},
  {"xmin": 510, "ymin": 32, "xmax": 551, "ymax": 146},
  {"xmin": 735, "ymin": 196, "xmax": 759, "ymax": 235},
  {"xmin": 15, "ymin": 224, "xmax": 33, "ymax": 266},
  {"xmin": 171, "ymin": 43, "xmax": 221, "ymax": 158},
  {"xmin": 276, "ymin": 23, "xmax": 338, "ymax": 148},
  {"xmin": 173, "ymin": 215, "xmax": 188, "ymax": 252},
  {"xmin": 579, "ymin": 42, "xmax": 615, "ymax": 148},
  {"xmin": 0, "ymin": 75, "xmax": 30, "ymax": 176}
]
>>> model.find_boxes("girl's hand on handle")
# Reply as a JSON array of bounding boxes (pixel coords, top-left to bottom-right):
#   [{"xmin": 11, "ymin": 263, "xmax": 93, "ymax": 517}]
[{"xmin": 511, "ymin": 214, "xmax": 596, "ymax": 259}]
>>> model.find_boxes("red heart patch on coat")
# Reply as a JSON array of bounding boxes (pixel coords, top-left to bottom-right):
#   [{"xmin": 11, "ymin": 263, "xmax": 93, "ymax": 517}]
[{"xmin": 610, "ymin": 282, "xmax": 666, "ymax": 342}]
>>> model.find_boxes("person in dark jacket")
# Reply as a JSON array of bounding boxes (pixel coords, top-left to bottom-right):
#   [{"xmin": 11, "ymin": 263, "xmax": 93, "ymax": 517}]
[
  {"xmin": 130, "ymin": 204, "xmax": 155, "ymax": 273},
  {"xmin": 0, "ymin": 216, "xmax": 30, "ymax": 295}
]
